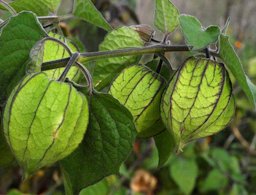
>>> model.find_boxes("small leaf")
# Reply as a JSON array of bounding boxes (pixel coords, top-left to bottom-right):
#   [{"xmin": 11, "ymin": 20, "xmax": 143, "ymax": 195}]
[
  {"xmin": 73, "ymin": 0, "xmax": 112, "ymax": 32},
  {"xmin": 79, "ymin": 179, "xmax": 109, "ymax": 195},
  {"xmin": 170, "ymin": 157, "xmax": 198, "ymax": 194},
  {"xmin": 179, "ymin": 14, "xmax": 220, "ymax": 50},
  {"xmin": 0, "ymin": 11, "xmax": 47, "ymax": 103},
  {"xmin": 10, "ymin": 0, "xmax": 61, "ymax": 16},
  {"xmin": 219, "ymin": 34, "xmax": 256, "ymax": 108},
  {"xmin": 154, "ymin": 0, "xmax": 179, "ymax": 33},
  {"xmin": 229, "ymin": 184, "xmax": 248, "ymax": 195},
  {"xmin": 60, "ymin": 93, "xmax": 137, "ymax": 194},
  {"xmin": 200, "ymin": 169, "xmax": 227, "ymax": 192},
  {"xmin": 92, "ymin": 26, "xmax": 144, "ymax": 89},
  {"xmin": 154, "ymin": 130, "xmax": 175, "ymax": 167}
]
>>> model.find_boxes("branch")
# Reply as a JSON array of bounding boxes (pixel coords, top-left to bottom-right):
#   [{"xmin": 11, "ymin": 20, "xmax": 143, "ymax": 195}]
[
  {"xmin": 37, "ymin": 15, "xmax": 73, "ymax": 22},
  {"xmin": 41, "ymin": 44, "xmax": 218, "ymax": 71},
  {"xmin": 231, "ymin": 126, "xmax": 256, "ymax": 156},
  {"xmin": 0, "ymin": 0, "xmax": 16, "ymax": 15}
]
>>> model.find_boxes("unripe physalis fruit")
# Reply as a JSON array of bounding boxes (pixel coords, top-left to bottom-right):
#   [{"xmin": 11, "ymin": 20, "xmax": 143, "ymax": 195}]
[
  {"xmin": 161, "ymin": 57, "xmax": 235, "ymax": 150},
  {"xmin": 109, "ymin": 65, "xmax": 165, "ymax": 137},
  {"xmin": 42, "ymin": 33, "xmax": 80, "ymax": 81},
  {"xmin": 3, "ymin": 72, "xmax": 89, "ymax": 174}
]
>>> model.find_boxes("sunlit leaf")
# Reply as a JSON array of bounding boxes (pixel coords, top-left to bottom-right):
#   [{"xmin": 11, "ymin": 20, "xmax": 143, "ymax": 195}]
[
  {"xmin": 92, "ymin": 26, "xmax": 144, "ymax": 89},
  {"xmin": 11, "ymin": 0, "xmax": 61, "ymax": 16},
  {"xmin": 219, "ymin": 34, "xmax": 256, "ymax": 108},
  {"xmin": 154, "ymin": 0, "xmax": 179, "ymax": 33},
  {"xmin": 179, "ymin": 14, "xmax": 220, "ymax": 50}
]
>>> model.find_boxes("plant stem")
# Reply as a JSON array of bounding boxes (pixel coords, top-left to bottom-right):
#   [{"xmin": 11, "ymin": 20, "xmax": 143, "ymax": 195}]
[
  {"xmin": 75, "ymin": 61, "xmax": 93, "ymax": 95},
  {"xmin": 58, "ymin": 52, "xmax": 80, "ymax": 82},
  {"xmin": 80, "ymin": 44, "xmax": 192, "ymax": 60},
  {"xmin": 37, "ymin": 14, "xmax": 73, "ymax": 22},
  {"xmin": 41, "ymin": 44, "xmax": 218, "ymax": 71},
  {"xmin": 0, "ymin": 0, "xmax": 16, "ymax": 15}
]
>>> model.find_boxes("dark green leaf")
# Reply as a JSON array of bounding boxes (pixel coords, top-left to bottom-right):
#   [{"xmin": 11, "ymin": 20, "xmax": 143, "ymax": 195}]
[
  {"xmin": 73, "ymin": 0, "xmax": 112, "ymax": 32},
  {"xmin": 92, "ymin": 26, "xmax": 144, "ymax": 89},
  {"xmin": 0, "ymin": 11, "xmax": 47, "ymax": 103},
  {"xmin": 10, "ymin": 0, "xmax": 61, "ymax": 16},
  {"xmin": 170, "ymin": 157, "xmax": 198, "ymax": 194},
  {"xmin": 154, "ymin": 130, "xmax": 175, "ymax": 167},
  {"xmin": 60, "ymin": 93, "xmax": 137, "ymax": 194},
  {"xmin": 0, "ymin": 120, "xmax": 14, "ymax": 168},
  {"xmin": 219, "ymin": 34, "xmax": 256, "ymax": 108},
  {"xmin": 179, "ymin": 14, "xmax": 220, "ymax": 50},
  {"xmin": 154, "ymin": 0, "xmax": 179, "ymax": 33}
]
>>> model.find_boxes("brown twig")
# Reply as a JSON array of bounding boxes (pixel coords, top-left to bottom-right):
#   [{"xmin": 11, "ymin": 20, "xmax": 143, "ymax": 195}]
[{"xmin": 231, "ymin": 126, "xmax": 256, "ymax": 155}]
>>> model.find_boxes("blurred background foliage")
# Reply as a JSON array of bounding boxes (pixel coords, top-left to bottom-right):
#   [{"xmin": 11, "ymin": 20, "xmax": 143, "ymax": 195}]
[{"xmin": 1, "ymin": 0, "xmax": 256, "ymax": 194}]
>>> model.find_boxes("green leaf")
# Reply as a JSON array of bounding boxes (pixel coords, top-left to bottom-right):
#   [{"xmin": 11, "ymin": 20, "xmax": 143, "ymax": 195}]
[
  {"xmin": 73, "ymin": 0, "xmax": 112, "ymax": 32},
  {"xmin": 170, "ymin": 158, "xmax": 198, "ymax": 194},
  {"xmin": 142, "ymin": 142, "xmax": 159, "ymax": 169},
  {"xmin": 79, "ymin": 179, "xmax": 109, "ymax": 195},
  {"xmin": 93, "ymin": 26, "xmax": 144, "ymax": 89},
  {"xmin": 179, "ymin": 14, "xmax": 220, "ymax": 50},
  {"xmin": 200, "ymin": 169, "xmax": 228, "ymax": 192},
  {"xmin": 154, "ymin": 130, "xmax": 175, "ymax": 167},
  {"xmin": 229, "ymin": 184, "xmax": 248, "ymax": 195},
  {"xmin": 7, "ymin": 189, "xmax": 23, "ymax": 195},
  {"xmin": 60, "ymin": 93, "xmax": 137, "ymax": 194},
  {"xmin": 10, "ymin": 0, "xmax": 61, "ymax": 16},
  {"xmin": 0, "ymin": 11, "xmax": 47, "ymax": 103},
  {"xmin": 219, "ymin": 34, "xmax": 256, "ymax": 108},
  {"xmin": 154, "ymin": 0, "xmax": 179, "ymax": 33},
  {"xmin": 0, "ymin": 120, "xmax": 15, "ymax": 168}
]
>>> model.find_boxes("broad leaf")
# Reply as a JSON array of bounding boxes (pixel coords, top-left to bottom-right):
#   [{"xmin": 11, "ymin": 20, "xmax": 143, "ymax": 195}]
[
  {"xmin": 219, "ymin": 34, "xmax": 256, "ymax": 108},
  {"xmin": 154, "ymin": 130, "xmax": 175, "ymax": 167},
  {"xmin": 80, "ymin": 179, "xmax": 109, "ymax": 195},
  {"xmin": 92, "ymin": 26, "xmax": 144, "ymax": 89},
  {"xmin": 200, "ymin": 169, "xmax": 227, "ymax": 192},
  {"xmin": 0, "ymin": 11, "xmax": 47, "ymax": 103},
  {"xmin": 179, "ymin": 14, "xmax": 220, "ymax": 50},
  {"xmin": 154, "ymin": 0, "xmax": 179, "ymax": 33},
  {"xmin": 0, "ymin": 119, "xmax": 14, "ymax": 168},
  {"xmin": 170, "ymin": 157, "xmax": 198, "ymax": 194},
  {"xmin": 10, "ymin": 0, "xmax": 61, "ymax": 16},
  {"xmin": 60, "ymin": 93, "xmax": 137, "ymax": 194},
  {"xmin": 73, "ymin": 0, "xmax": 112, "ymax": 32}
]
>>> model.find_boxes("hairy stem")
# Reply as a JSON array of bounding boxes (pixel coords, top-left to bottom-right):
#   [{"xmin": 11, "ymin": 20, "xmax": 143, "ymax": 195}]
[
  {"xmin": 0, "ymin": 0, "xmax": 16, "ymax": 15},
  {"xmin": 42, "ymin": 44, "xmax": 218, "ymax": 71}
]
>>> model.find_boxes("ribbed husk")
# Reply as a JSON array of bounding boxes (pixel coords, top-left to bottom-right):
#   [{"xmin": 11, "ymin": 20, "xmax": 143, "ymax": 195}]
[
  {"xmin": 109, "ymin": 65, "xmax": 165, "ymax": 137},
  {"xmin": 161, "ymin": 57, "xmax": 235, "ymax": 150},
  {"xmin": 3, "ymin": 72, "xmax": 89, "ymax": 174}
]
